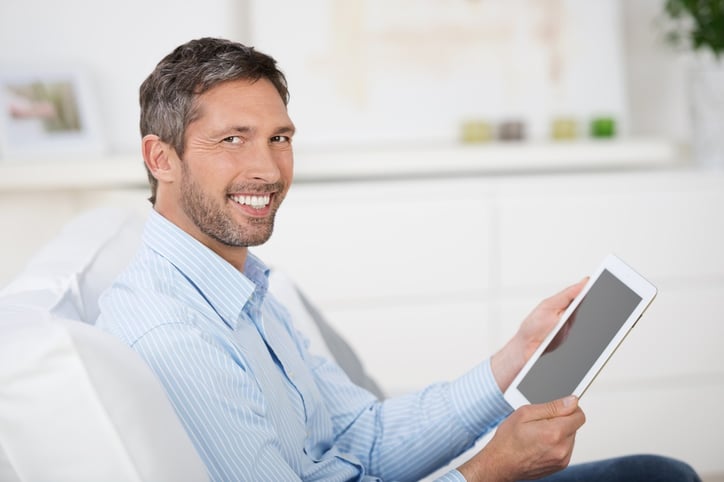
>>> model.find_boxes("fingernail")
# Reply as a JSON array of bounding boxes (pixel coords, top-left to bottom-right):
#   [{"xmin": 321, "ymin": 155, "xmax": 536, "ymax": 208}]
[{"xmin": 562, "ymin": 395, "xmax": 577, "ymax": 408}]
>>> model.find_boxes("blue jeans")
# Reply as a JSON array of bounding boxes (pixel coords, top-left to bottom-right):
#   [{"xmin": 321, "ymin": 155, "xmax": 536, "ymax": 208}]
[{"xmin": 534, "ymin": 454, "xmax": 701, "ymax": 482}]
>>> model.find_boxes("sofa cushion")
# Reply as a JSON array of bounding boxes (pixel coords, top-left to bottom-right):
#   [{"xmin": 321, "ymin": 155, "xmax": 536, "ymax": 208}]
[{"xmin": 0, "ymin": 306, "xmax": 209, "ymax": 482}]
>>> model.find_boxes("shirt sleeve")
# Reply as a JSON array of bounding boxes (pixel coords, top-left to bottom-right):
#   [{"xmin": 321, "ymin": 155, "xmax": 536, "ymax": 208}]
[
  {"xmin": 435, "ymin": 470, "xmax": 469, "ymax": 482},
  {"xmin": 308, "ymin": 351, "xmax": 513, "ymax": 481}
]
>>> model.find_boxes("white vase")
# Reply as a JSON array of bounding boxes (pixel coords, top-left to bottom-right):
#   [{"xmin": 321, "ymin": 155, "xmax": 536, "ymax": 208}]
[{"xmin": 688, "ymin": 61, "xmax": 724, "ymax": 169}]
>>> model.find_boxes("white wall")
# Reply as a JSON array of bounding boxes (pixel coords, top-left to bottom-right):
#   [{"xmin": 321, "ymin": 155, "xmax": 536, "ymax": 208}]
[
  {"xmin": 0, "ymin": 0, "xmax": 699, "ymax": 156},
  {"xmin": 620, "ymin": 0, "xmax": 692, "ymax": 144},
  {"xmin": 0, "ymin": 0, "xmax": 248, "ymax": 155}
]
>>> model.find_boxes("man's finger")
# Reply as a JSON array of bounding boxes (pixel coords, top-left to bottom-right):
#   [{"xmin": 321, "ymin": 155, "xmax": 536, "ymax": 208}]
[
  {"xmin": 543, "ymin": 278, "xmax": 588, "ymax": 313},
  {"xmin": 527, "ymin": 395, "xmax": 579, "ymax": 421}
]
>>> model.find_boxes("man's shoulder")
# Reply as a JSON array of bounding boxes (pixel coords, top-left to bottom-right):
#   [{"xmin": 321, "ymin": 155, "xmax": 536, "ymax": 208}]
[
  {"xmin": 96, "ymin": 248, "xmax": 206, "ymax": 344},
  {"xmin": 106, "ymin": 245, "xmax": 190, "ymax": 301}
]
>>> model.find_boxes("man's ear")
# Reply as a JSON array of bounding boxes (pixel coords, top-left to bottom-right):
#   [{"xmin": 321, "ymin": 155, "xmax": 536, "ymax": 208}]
[{"xmin": 142, "ymin": 134, "xmax": 179, "ymax": 184}]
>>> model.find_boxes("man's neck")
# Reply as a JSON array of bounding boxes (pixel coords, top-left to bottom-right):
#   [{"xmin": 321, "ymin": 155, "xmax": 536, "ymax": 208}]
[{"xmin": 153, "ymin": 206, "xmax": 248, "ymax": 272}]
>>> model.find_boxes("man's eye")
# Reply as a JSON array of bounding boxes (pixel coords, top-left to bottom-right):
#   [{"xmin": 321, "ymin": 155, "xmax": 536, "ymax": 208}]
[
  {"xmin": 270, "ymin": 135, "xmax": 290, "ymax": 144},
  {"xmin": 222, "ymin": 136, "xmax": 242, "ymax": 144}
]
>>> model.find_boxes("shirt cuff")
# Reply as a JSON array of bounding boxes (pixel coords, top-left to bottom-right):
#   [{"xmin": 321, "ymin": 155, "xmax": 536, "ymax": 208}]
[
  {"xmin": 434, "ymin": 469, "xmax": 467, "ymax": 482},
  {"xmin": 448, "ymin": 358, "xmax": 513, "ymax": 437}
]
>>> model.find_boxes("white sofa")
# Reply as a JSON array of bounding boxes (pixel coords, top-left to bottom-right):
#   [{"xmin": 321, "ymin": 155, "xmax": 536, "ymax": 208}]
[{"xmin": 0, "ymin": 206, "xmax": 382, "ymax": 481}]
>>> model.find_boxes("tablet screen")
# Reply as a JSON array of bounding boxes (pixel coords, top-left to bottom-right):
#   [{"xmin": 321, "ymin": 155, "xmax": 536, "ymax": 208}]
[{"xmin": 516, "ymin": 269, "xmax": 642, "ymax": 404}]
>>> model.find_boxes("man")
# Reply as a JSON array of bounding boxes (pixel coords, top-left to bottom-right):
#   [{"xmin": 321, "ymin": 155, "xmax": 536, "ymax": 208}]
[{"xmin": 97, "ymin": 37, "xmax": 699, "ymax": 481}]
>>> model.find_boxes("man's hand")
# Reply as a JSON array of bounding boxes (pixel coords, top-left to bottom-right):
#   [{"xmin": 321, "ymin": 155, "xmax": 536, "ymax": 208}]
[
  {"xmin": 458, "ymin": 396, "xmax": 586, "ymax": 482},
  {"xmin": 491, "ymin": 278, "xmax": 587, "ymax": 391}
]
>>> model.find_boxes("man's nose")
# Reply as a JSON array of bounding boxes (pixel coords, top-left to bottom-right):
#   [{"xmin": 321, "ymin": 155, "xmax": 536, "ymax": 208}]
[{"xmin": 245, "ymin": 142, "xmax": 282, "ymax": 182}]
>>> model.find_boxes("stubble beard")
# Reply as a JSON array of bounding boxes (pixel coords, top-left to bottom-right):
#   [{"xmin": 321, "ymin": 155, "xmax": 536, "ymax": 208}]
[{"xmin": 179, "ymin": 168, "xmax": 283, "ymax": 248}]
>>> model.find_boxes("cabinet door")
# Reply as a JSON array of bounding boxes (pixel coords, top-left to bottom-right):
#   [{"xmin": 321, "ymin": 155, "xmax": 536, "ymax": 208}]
[
  {"xmin": 326, "ymin": 300, "xmax": 494, "ymax": 395},
  {"xmin": 495, "ymin": 172, "xmax": 724, "ymax": 290},
  {"xmin": 254, "ymin": 178, "xmax": 497, "ymax": 305}
]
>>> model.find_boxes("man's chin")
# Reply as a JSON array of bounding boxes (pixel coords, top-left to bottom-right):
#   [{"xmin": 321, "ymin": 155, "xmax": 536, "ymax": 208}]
[{"xmin": 217, "ymin": 228, "xmax": 275, "ymax": 248}]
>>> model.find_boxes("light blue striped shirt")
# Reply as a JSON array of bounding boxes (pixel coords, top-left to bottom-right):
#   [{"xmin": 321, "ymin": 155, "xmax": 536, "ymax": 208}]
[{"xmin": 96, "ymin": 210, "xmax": 513, "ymax": 481}]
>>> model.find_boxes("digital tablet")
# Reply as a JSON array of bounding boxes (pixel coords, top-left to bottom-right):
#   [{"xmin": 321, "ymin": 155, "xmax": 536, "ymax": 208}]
[{"xmin": 504, "ymin": 254, "xmax": 657, "ymax": 408}]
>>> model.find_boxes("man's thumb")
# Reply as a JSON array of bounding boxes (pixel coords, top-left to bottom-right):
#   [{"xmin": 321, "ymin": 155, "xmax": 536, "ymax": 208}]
[{"xmin": 542, "ymin": 395, "xmax": 578, "ymax": 419}]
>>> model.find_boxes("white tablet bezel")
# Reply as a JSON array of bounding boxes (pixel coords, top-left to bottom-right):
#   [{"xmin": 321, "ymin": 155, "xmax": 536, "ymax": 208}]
[{"xmin": 503, "ymin": 254, "xmax": 657, "ymax": 409}]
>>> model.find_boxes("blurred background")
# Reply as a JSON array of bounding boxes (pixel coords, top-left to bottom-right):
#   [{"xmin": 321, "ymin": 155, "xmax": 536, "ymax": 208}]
[
  {"xmin": 0, "ymin": 0, "xmax": 706, "ymax": 154},
  {"xmin": 1, "ymin": 0, "xmax": 723, "ymax": 480}
]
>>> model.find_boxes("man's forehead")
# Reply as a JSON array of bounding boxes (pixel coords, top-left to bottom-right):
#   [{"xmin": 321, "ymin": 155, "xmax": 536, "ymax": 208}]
[{"xmin": 187, "ymin": 85, "xmax": 292, "ymax": 137}]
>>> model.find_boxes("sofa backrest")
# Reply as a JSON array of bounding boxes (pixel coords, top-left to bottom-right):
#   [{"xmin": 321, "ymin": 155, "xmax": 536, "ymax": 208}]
[
  {"xmin": 0, "ymin": 206, "xmax": 210, "ymax": 481},
  {"xmin": 0, "ymin": 206, "xmax": 146, "ymax": 323}
]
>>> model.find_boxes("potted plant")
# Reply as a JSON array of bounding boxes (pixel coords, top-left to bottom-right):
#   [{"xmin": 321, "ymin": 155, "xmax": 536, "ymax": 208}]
[
  {"xmin": 662, "ymin": 0, "xmax": 724, "ymax": 169},
  {"xmin": 663, "ymin": 0, "xmax": 724, "ymax": 58}
]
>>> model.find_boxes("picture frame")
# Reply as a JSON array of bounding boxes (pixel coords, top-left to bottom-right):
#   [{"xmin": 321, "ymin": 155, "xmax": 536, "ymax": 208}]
[{"xmin": 0, "ymin": 69, "xmax": 106, "ymax": 160}]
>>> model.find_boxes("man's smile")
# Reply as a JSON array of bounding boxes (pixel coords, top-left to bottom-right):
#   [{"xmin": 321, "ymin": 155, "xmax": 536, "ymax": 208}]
[{"xmin": 229, "ymin": 193, "xmax": 272, "ymax": 210}]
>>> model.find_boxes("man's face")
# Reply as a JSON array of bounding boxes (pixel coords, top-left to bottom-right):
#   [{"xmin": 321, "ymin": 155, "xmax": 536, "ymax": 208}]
[{"xmin": 174, "ymin": 78, "xmax": 294, "ymax": 253}]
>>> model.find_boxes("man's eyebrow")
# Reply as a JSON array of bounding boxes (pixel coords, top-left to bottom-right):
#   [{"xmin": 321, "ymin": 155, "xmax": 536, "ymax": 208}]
[
  {"xmin": 208, "ymin": 125, "xmax": 253, "ymax": 137},
  {"xmin": 214, "ymin": 125, "xmax": 295, "ymax": 137},
  {"xmin": 274, "ymin": 125, "xmax": 296, "ymax": 136},
  {"xmin": 228, "ymin": 125, "xmax": 253, "ymax": 134}
]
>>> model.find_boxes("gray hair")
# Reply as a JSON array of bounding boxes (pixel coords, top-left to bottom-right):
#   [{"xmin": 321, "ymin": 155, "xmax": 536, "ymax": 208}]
[{"xmin": 139, "ymin": 37, "xmax": 289, "ymax": 204}]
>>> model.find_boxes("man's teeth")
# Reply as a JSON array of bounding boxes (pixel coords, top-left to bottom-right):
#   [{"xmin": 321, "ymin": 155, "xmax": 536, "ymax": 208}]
[{"xmin": 231, "ymin": 194, "xmax": 270, "ymax": 209}]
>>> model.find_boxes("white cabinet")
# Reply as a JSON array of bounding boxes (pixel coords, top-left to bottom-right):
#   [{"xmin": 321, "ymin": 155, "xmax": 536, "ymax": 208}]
[
  {"xmin": 253, "ymin": 170, "xmax": 724, "ymax": 475},
  {"xmin": 255, "ymin": 179, "xmax": 496, "ymax": 304},
  {"xmin": 495, "ymin": 173, "xmax": 724, "ymax": 288},
  {"xmin": 253, "ymin": 172, "xmax": 724, "ymax": 384}
]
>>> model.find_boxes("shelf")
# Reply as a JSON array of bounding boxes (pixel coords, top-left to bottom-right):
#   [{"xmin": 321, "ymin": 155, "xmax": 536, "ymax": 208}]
[
  {"xmin": 294, "ymin": 138, "xmax": 686, "ymax": 181},
  {"xmin": 0, "ymin": 138, "xmax": 686, "ymax": 192},
  {"xmin": 0, "ymin": 156, "xmax": 148, "ymax": 192}
]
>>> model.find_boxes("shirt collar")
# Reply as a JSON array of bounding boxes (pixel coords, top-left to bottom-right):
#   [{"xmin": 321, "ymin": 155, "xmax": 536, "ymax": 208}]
[{"xmin": 142, "ymin": 209, "xmax": 270, "ymax": 329}]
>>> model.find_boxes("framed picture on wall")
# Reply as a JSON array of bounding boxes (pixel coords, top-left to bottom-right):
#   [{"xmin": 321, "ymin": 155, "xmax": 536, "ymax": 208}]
[{"xmin": 0, "ymin": 70, "xmax": 105, "ymax": 160}]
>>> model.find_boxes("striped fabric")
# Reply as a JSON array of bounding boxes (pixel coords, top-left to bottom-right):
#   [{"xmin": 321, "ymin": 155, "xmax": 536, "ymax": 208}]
[{"xmin": 96, "ymin": 210, "xmax": 513, "ymax": 481}]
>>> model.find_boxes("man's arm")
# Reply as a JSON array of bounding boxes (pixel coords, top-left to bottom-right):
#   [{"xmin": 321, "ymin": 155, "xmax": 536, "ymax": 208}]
[
  {"xmin": 458, "ymin": 396, "xmax": 585, "ymax": 482},
  {"xmin": 458, "ymin": 279, "xmax": 589, "ymax": 482},
  {"xmin": 299, "ymin": 279, "xmax": 587, "ymax": 482},
  {"xmin": 305, "ymin": 346, "xmax": 511, "ymax": 481}
]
